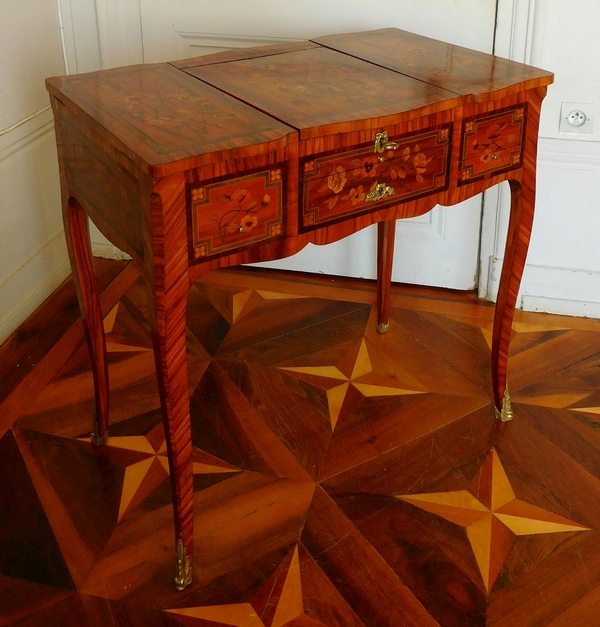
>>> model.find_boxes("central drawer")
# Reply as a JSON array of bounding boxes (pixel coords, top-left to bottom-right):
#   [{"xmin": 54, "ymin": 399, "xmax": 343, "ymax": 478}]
[{"xmin": 299, "ymin": 125, "xmax": 452, "ymax": 232}]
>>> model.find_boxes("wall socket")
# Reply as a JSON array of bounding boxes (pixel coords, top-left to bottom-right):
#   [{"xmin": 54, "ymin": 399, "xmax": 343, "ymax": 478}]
[{"xmin": 559, "ymin": 102, "xmax": 595, "ymax": 134}]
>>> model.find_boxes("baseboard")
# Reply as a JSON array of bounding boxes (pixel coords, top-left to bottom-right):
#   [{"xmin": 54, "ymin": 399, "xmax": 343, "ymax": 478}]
[
  {"xmin": 520, "ymin": 294, "xmax": 600, "ymax": 318},
  {"xmin": 487, "ymin": 256, "xmax": 600, "ymax": 317},
  {"xmin": 0, "ymin": 232, "xmax": 70, "ymax": 344}
]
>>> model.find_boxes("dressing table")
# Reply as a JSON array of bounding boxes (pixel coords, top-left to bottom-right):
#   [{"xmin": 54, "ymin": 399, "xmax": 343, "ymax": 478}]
[{"xmin": 46, "ymin": 28, "xmax": 553, "ymax": 589}]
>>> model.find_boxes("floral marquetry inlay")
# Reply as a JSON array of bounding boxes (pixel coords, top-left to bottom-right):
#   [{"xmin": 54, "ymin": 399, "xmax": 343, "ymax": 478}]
[
  {"xmin": 300, "ymin": 125, "xmax": 451, "ymax": 232},
  {"xmin": 459, "ymin": 105, "xmax": 527, "ymax": 185},
  {"xmin": 187, "ymin": 168, "xmax": 285, "ymax": 263}
]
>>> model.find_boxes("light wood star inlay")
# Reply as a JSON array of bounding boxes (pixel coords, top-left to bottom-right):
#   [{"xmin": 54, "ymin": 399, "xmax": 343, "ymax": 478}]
[
  {"xmin": 280, "ymin": 338, "xmax": 423, "ymax": 430},
  {"xmin": 79, "ymin": 423, "xmax": 238, "ymax": 521},
  {"xmin": 399, "ymin": 448, "xmax": 590, "ymax": 592},
  {"xmin": 165, "ymin": 545, "xmax": 307, "ymax": 627}
]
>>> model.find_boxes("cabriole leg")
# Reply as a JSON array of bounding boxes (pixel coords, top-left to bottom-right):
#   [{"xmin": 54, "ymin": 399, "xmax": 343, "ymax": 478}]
[
  {"xmin": 63, "ymin": 197, "xmax": 109, "ymax": 445},
  {"xmin": 147, "ymin": 181, "xmax": 194, "ymax": 590},
  {"xmin": 491, "ymin": 178, "xmax": 535, "ymax": 421}
]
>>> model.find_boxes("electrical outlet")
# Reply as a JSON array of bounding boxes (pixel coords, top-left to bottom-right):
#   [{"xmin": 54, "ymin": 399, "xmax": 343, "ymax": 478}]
[{"xmin": 559, "ymin": 102, "xmax": 595, "ymax": 134}]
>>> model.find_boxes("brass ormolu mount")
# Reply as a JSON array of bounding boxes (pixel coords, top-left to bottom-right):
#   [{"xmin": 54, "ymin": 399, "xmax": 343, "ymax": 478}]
[
  {"xmin": 365, "ymin": 182, "xmax": 395, "ymax": 203},
  {"xmin": 175, "ymin": 538, "xmax": 193, "ymax": 591},
  {"xmin": 376, "ymin": 321, "xmax": 390, "ymax": 334},
  {"xmin": 494, "ymin": 386, "xmax": 514, "ymax": 422},
  {"xmin": 91, "ymin": 411, "xmax": 108, "ymax": 446}
]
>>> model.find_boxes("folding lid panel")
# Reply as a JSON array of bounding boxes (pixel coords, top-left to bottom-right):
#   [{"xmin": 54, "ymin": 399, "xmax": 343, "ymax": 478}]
[
  {"xmin": 182, "ymin": 44, "xmax": 462, "ymax": 139},
  {"xmin": 46, "ymin": 63, "xmax": 295, "ymax": 176},
  {"xmin": 314, "ymin": 28, "xmax": 554, "ymax": 103}
]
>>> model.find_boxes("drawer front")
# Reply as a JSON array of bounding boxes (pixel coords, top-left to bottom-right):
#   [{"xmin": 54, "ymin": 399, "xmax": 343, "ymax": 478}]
[
  {"xmin": 300, "ymin": 125, "xmax": 452, "ymax": 233},
  {"xmin": 459, "ymin": 105, "xmax": 526, "ymax": 185},
  {"xmin": 187, "ymin": 167, "xmax": 285, "ymax": 264}
]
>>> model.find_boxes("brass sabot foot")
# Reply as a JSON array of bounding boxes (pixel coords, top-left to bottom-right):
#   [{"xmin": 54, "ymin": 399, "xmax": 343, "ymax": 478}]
[
  {"xmin": 91, "ymin": 430, "xmax": 108, "ymax": 446},
  {"xmin": 175, "ymin": 538, "xmax": 193, "ymax": 591},
  {"xmin": 91, "ymin": 421, "xmax": 108, "ymax": 446},
  {"xmin": 376, "ymin": 321, "xmax": 390, "ymax": 334},
  {"xmin": 90, "ymin": 410, "xmax": 108, "ymax": 446},
  {"xmin": 494, "ymin": 386, "xmax": 514, "ymax": 422}
]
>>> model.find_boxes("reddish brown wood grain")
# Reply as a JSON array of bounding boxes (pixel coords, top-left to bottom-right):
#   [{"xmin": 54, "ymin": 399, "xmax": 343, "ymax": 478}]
[
  {"xmin": 5, "ymin": 263, "xmax": 600, "ymax": 625},
  {"xmin": 314, "ymin": 28, "xmax": 554, "ymax": 103},
  {"xmin": 46, "ymin": 64, "xmax": 295, "ymax": 177},
  {"xmin": 63, "ymin": 197, "xmax": 110, "ymax": 442},
  {"xmin": 184, "ymin": 46, "xmax": 463, "ymax": 139},
  {"xmin": 146, "ymin": 173, "xmax": 195, "ymax": 579}
]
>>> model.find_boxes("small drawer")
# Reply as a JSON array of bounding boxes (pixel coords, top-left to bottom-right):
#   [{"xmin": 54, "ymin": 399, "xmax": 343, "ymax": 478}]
[
  {"xmin": 459, "ymin": 105, "xmax": 526, "ymax": 185},
  {"xmin": 300, "ymin": 125, "xmax": 451, "ymax": 232},
  {"xmin": 187, "ymin": 166, "xmax": 285, "ymax": 263}
]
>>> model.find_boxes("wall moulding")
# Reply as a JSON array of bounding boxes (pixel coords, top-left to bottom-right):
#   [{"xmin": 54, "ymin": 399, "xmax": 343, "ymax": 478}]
[
  {"xmin": 0, "ymin": 231, "xmax": 70, "ymax": 345},
  {"xmin": 488, "ymin": 258, "xmax": 600, "ymax": 318},
  {"xmin": 0, "ymin": 109, "xmax": 54, "ymax": 157},
  {"xmin": 175, "ymin": 32, "xmax": 301, "ymax": 56}
]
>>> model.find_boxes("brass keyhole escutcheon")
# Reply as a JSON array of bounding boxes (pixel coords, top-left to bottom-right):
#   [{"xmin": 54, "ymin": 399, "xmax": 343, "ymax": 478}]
[{"xmin": 373, "ymin": 130, "xmax": 399, "ymax": 154}]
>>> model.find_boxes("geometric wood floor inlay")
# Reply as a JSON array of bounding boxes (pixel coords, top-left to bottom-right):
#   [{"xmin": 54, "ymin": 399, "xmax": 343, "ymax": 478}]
[
  {"xmin": 399, "ymin": 448, "xmax": 590, "ymax": 593},
  {"xmin": 280, "ymin": 337, "xmax": 425, "ymax": 430},
  {"xmin": 3, "ymin": 263, "xmax": 600, "ymax": 626}
]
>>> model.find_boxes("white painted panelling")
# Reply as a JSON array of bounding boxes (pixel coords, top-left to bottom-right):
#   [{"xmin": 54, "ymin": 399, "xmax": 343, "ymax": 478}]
[
  {"xmin": 0, "ymin": 122, "xmax": 70, "ymax": 344},
  {"xmin": 0, "ymin": 0, "xmax": 74, "ymax": 342},
  {"xmin": 483, "ymin": 139, "xmax": 600, "ymax": 312},
  {"xmin": 521, "ymin": 295, "xmax": 600, "ymax": 320},
  {"xmin": 95, "ymin": 0, "xmax": 144, "ymax": 68},
  {"xmin": 0, "ymin": 1, "xmax": 65, "ymax": 130},
  {"xmin": 173, "ymin": 0, "xmax": 497, "ymax": 52},
  {"xmin": 482, "ymin": 0, "xmax": 600, "ymax": 318},
  {"xmin": 58, "ymin": 0, "xmax": 102, "ymax": 74},
  {"xmin": 141, "ymin": 0, "xmax": 497, "ymax": 62},
  {"xmin": 534, "ymin": 0, "xmax": 600, "ymax": 142},
  {"xmin": 487, "ymin": 259, "xmax": 600, "ymax": 319},
  {"xmin": 526, "ymin": 143, "xmax": 600, "ymax": 271},
  {"xmin": 0, "ymin": 231, "xmax": 69, "ymax": 343}
]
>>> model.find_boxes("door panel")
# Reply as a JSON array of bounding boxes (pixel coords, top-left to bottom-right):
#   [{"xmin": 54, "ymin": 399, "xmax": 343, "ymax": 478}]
[{"xmin": 139, "ymin": 0, "xmax": 497, "ymax": 289}]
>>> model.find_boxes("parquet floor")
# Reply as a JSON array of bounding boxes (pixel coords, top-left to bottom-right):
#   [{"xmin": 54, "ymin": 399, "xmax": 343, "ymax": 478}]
[{"xmin": 2, "ymin": 262, "xmax": 600, "ymax": 626}]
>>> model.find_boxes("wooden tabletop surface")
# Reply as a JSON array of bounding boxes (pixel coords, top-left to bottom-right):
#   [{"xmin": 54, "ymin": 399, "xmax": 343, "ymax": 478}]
[
  {"xmin": 314, "ymin": 29, "xmax": 554, "ymax": 102},
  {"xmin": 183, "ymin": 45, "xmax": 462, "ymax": 138},
  {"xmin": 46, "ymin": 28, "xmax": 553, "ymax": 172},
  {"xmin": 46, "ymin": 64, "xmax": 294, "ymax": 172}
]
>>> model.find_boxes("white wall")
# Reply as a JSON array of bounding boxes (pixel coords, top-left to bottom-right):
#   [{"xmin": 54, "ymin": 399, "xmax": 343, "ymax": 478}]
[
  {"xmin": 0, "ymin": 1, "xmax": 68, "ymax": 343},
  {"xmin": 481, "ymin": 0, "xmax": 600, "ymax": 317}
]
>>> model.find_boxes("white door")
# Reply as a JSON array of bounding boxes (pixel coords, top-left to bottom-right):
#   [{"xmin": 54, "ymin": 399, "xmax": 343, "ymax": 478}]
[{"xmin": 121, "ymin": 0, "xmax": 499, "ymax": 290}]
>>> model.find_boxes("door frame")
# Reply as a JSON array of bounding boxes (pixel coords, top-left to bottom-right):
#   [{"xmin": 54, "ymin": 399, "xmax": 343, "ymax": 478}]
[{"xmin": 479, "ymin": 0, "xmax": 548, "ymax": 300}]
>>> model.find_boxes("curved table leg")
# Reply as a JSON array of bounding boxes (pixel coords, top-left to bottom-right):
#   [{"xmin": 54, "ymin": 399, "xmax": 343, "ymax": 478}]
[
  {"xmin": 63, "ymin": 197, "xmax": 109, "ymax": 445},
  {"xmin": 148, "ymin": 184, "xmax": 194, "ymax": 591},
  {"xmin": 491, "ymin": 178, "xmax": 535, "ymax": 421},
  {"xmin": 376, "ymin": 220, "xmax": 396, "ymax": 334}
]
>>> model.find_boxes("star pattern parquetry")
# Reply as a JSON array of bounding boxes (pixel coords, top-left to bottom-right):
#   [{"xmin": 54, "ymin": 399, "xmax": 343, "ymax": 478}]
[
  {"xmin": 399, "ymin": 448, "xmax": 590, "ymax": 592},
  {"xmin": 279, "ymin": 337, "xmax": 424, "ymax": 430},
  {"xmin": 165, "ymin": 545, "xmax": 312, "ymax": 627},
  {"xmin": 9, "ymin": 269, "xmax": 600, "ymax": 626},
  {"xmin": 79, "ymin": 422, "xmax": 239, "ymax": 522}
]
